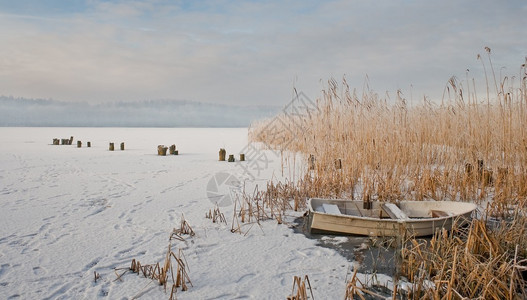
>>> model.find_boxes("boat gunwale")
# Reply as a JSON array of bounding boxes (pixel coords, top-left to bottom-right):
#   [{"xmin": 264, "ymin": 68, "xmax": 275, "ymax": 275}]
[{"xmin": 308, "ymin": 198, "xmax": 477, "ymax": 224}]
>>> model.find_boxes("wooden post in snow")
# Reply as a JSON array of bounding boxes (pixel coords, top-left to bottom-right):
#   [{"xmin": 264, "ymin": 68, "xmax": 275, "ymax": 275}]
[
  {"xmin": 219, "ymin": 148, "xmax": 226, "ymax": 161},
  {"xmin": 158, "ymin": 145, "xmax": 168, "ymax": 156}
]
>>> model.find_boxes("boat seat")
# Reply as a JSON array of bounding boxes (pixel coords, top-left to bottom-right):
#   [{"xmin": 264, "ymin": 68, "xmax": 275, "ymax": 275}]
[
  {"xmin": 381, "ymin": 203, "xmax": 410, "ymax": 220},
  {"xmin": 322, "ymin": 204, "xmax": 342, "ymax": 215}
]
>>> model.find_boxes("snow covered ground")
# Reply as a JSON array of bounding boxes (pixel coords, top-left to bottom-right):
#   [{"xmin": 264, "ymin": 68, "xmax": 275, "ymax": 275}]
[{"xmin": 0, "ymin": 127, "xmax": 356, "ymax": 299}]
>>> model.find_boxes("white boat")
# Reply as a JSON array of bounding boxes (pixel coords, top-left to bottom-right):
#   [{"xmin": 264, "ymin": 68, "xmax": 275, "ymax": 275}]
[{"xmin": 307, "ymin": 198, "xmax": 478, "ymax": 237}]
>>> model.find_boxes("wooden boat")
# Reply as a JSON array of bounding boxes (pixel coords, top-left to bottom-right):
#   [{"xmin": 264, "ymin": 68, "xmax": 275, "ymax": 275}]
[{"xmin": 307, "ymin": 198, "xmax": 478, "ymax": 237}]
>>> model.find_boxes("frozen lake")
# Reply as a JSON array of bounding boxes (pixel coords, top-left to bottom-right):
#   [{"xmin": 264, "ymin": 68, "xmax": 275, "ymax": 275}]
[{"xmin": 0, "ymin": 127, "xmax": 353, "ymax": 299}]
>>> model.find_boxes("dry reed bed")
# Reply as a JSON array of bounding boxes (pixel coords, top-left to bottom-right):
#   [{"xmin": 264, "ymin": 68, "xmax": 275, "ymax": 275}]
[
  {"xmin": 399, "ymin": 216, "xmax": 527, "ymax": 299},
  {"xmin": 249, "ymin": 54, "xmax": 527, "ymax": 298},
  {"xmin": 250, "ymin": 63, "xmax": 527, "ymax": 209},
  {"xmin": 343, "ymin": 215, "xmax": 527, "ymax": 299}
]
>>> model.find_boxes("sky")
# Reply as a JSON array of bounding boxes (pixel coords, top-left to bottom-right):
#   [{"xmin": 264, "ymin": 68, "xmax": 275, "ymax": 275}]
[{"xmin": 0, "ymin": 0, "xmax": 525, "ymax": 106}]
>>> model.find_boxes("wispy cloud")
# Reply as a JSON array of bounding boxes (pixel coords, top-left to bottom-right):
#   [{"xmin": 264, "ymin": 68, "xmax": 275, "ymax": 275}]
[{"xmin": 0, "ymin": 0, "xmax": 525, "ymax": 105}]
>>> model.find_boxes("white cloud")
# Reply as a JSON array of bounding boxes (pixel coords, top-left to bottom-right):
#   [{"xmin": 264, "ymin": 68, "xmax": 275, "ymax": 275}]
[{"xmin": 0, "ymin": 0, "xmax": 525, "ymax": 106}]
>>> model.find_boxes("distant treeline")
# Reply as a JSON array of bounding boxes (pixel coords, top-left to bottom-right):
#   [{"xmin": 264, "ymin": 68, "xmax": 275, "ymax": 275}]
[{"xmin": 0, "ymin": 96, "xmax": 280, "ymax": 127}]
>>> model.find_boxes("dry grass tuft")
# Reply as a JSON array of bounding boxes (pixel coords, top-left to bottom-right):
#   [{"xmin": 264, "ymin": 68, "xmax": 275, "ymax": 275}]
[
  {"xmin": 344, "ymin": 268, "xmax": 388, "ymax": 300},
  {"xmin": 287, "ymin": 275, "xmax": 314, "ymax": 300},
  {"xmin": 170, "ymin": 214, "xmax": 195, "ymax": 241},
  {"xmin": 116, "ymin": 244, "xmax": 192, "ymax": 299},
  {"xmin": 206, "ymin": 204, "xmax": 227, "ymax": 224},
  {"xmin": 230, "ymin": 185, "xmax": 273, "ymax": 234},
  {"xmin": 115, "ymin": 214, "xmax": 195, "ymax": 299}
]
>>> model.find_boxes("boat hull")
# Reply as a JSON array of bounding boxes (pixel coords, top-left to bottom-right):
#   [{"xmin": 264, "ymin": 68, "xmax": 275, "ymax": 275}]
[{"xmin": 308, "ymin": 199, "xmax": 477, "ymax": 237}]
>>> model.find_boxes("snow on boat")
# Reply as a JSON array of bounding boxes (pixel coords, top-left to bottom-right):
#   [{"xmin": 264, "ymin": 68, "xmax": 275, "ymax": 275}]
[{"xmin": 307, "ymin": 198, "xmax": 478, "ymax": 237}]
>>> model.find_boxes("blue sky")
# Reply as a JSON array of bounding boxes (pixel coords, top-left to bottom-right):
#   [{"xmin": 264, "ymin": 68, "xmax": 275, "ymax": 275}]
[{"xmin": 0, "ymin": 0, "xmax": 525, "ymax": 106}]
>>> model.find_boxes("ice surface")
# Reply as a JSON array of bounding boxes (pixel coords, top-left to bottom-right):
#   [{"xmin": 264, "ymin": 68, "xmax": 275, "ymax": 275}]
[{"xmin": 0, "ymin": 127, "xmax": 354, "ymax": 299}]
